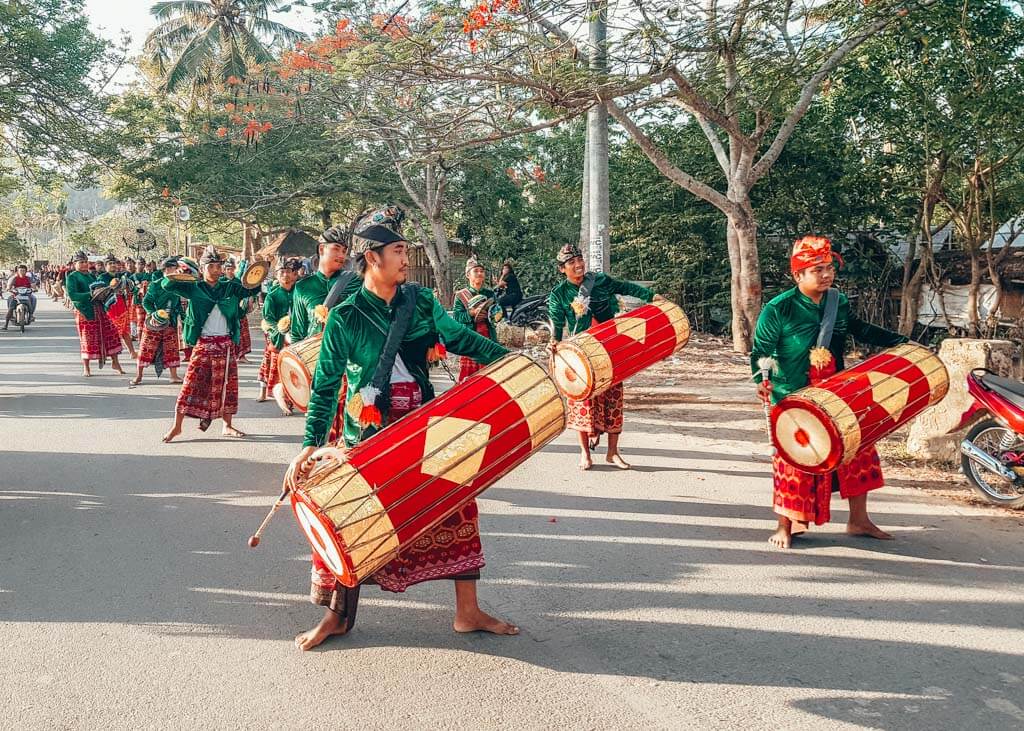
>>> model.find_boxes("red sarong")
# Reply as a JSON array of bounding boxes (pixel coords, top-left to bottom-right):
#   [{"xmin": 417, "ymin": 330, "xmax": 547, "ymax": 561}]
[
  {"xmin": 458, "ymin": 320, "xmax": 491, "ymax": 382},
  {"xmin": 772, "ymin": 446, "xmax": 884, "ymax": 525},
  {"xmin": 237, "ymin": 315, "xmax": 252, "ymax": 356},
  {"xmin": 176, "ymin": 336, "xmax": 238, "ymax": 420},
  {"xmin": 566, "ymin": 383, "xmax": 624, "ymax": 436},
  {"xmin": 138, "ymin": 325, "xmax": 181, "ymax": 369},
  {"xmin": 107, "ymin": 295, "xmax": 131, "ymax": 338},
  {"xmin": 310, "ymin": 382, "xmax": 484, "ymax": 602},
  {"xmin": 75, "ymin": 310, "xmax": 123, "ymax": 361},
  {"xmin": 257, "ymin": 337, "xmax": 282, "ymax": 387}
]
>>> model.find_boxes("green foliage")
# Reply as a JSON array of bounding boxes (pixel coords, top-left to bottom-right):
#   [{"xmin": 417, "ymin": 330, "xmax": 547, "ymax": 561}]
[{"xmin": 0, "ymin": 228, "xmax": 30, "ymax": 265}]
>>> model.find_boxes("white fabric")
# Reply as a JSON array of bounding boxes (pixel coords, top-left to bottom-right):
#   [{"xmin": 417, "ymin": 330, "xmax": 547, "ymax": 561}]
[
  {"xmin": 391, "ymin": 353, "xmax": 413, "ymax": 383},
  {"xmin": 202, "ymin": 304, "xmax": 230, "ymax": 337}
]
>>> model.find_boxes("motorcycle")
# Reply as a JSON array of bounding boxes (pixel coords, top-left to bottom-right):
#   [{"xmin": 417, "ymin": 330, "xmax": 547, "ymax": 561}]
[
  {"xmin": 507, "ymin": 294, "xmax": 548, "ymax": 329},
  {"xmin": 8, "ymin": 286, "xmax": 33, "ymax": 333},
  {"xmin": 958, "ymin": 368, "xmax": 1024, "ymax": 508}
]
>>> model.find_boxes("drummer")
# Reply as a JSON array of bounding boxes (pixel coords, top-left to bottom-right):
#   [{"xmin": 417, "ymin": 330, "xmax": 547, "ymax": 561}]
[
  {"xmin": 223, "ymin": 259, "xmax": 254, "ymax": 362},
  {"xmin": 751, "ymin": 235, "xmax": 908, "ymax": 549},
  {"xmin": 97, "ymin": 255, "xmax": 137, "ymax": 360},
  {"xmin": 285, "ymin": 205, "xmax": 518, "ymax": 651},
  {"xmin": 161, "ymin": 246, "xmax": 262, "ymax": 442},
  {"xmin": 64, "ymin": 250, "xmax": 125, "ymax": 376},
  {"xmin": 132, "ymin": 257, "xmax": 184, "ymax": 385},
  {"xmin": 452, "ymin": 255, "xmax": 499, "ymax": 381},
  {"xmin": 257, "ymin": 259, "xmax": 298, "ymax": 412},
  {"xmin": 546, "ymin": 244, "xmax": 659, "ymax": 471},
  {"xmin": 290, "ymin": 226, "xmax": 360, "ymax": 342}
]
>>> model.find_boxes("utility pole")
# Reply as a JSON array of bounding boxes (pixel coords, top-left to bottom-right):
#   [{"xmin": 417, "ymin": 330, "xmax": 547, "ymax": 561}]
[{"xmin": 586, "ymin": 0, "xmax": 610, "ymax": 273}]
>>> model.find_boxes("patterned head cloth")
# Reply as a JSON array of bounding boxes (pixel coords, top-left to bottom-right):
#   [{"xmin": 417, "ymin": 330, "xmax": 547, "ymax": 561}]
[
  {"xmin": 556, "ymin": 243, "xmax": 583, "ymax": 265},
  {"xmin": 179, "ymin": 257, "xmax": 200, "ymax": 276},
  {"xmin": 104, "ymin": 254, "xmax": 118, "ymax": 264},
  {"xmin": 160, "ymin": 256, "xmax": 179, "ymax": 270},
  {"xmin": 351, "ymin": 205, "xmax": 406, "ymax": 254},
  {"xmin": 319, "ymin": 225, "xmax": 350, "ymax": 249},
  {"xmin": 199, "ymin": 245, "xmax": 225, "ymax": 267},
  {"xmin": 790, "ymin": 235, "xmax": 843, "ymax": 274},
  {"xmin": 465, "ymin": 256, "xmax": 485, "ymax": 276},
  {"xmin": 72, "ymin": 251, "xmax": 88, "ymax": 263}
]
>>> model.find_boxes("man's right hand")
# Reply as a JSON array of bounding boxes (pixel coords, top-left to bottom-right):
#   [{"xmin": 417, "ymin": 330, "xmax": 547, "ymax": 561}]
[
  {"xmin": 757, "ymin": 380, "xmax": 773, "ymax": 404},
  {"xmin": 285, "ymin": 446, "xmax": 317, "ymax": 491}
]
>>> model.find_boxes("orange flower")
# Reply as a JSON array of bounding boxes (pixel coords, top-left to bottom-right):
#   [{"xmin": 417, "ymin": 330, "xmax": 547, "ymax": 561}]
[
  {"xmin": 230, "ymin": 114, "xmax": 243, "ymax": 124},
  {"xmin": 469, "ymin": 38, "xmax": 479, "ymax": 53},
  {"xmin": 226, "ymin": 75, "xmax": 242, "ymax": 86},
  {"xmin": 225, "ymin": 102, "xmax": 236, "ymax": 112},
  {"xmin": 161, "ymin": 187, "xmax": 170, "ymax": 198},
  {"xmin": 260, "ymin": 121, "xmax": 273, "ymax": 133},
  {"xmin": 216, "ymin": 127, "xmax": 228, "ymax": 137}
]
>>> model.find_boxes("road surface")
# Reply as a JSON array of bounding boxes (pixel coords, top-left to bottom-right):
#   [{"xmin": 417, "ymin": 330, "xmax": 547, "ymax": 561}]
[{"xmin": 2, "ymin": 297, "xmax": 1023, "ymax": 730}]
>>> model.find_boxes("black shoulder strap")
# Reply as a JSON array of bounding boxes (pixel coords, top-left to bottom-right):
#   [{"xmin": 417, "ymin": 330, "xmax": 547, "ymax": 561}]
[
  {"xmin": 579, "ymin": 272, "xmax": 597, "ymax": 301},
  {"xmin": 816, "ymin": 288, "xmax": 840, "ymax": 349},
  {"xmin": 368, "ymin": 283, "xmax": 420, "ymax": 396},
  {"xmin": 324, "ymin": 270, "xmax": 357, "ymax": 311}
]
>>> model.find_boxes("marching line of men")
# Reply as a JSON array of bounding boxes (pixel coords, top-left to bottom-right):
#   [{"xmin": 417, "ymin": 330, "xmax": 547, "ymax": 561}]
[{"xmin": 57, "ymin": 209, "xmax": 905, "ymax": 651}]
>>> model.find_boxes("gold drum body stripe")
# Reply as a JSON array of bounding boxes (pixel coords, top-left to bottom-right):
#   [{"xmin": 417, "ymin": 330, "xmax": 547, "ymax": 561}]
[{"xmin": 483, "ymin": 354, "xmax": 567, "ymax": 450}]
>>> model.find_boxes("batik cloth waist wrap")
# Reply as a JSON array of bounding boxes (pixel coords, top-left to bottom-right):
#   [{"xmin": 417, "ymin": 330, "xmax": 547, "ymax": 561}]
[
  {"xmin": 458, "ymin": 319, "xmax": 491, "ymax": 382},
  {"xmin": 138, "ymin": 324, "xmax": 181, "ymax": 369},
  {"xmin": 310, "ymin": 381, "xmax": 484, "ymax": 603},
  {"xmin": 237, "ymin": 313, "xmax": 252, "ymax": 356},
  {"xmin": 566, "ymin": 383, "xmax": 624, "ymax": 436},
  {"xmin": 772, "ymin": 447, "xmax": 883, "ymax": 525},
  {"xmin": 258, "ymin": 335, "xmax": 282, "ymax": 388},
  {"xmin": 75, "ymin": 310, "xmax": 123, "ymax": 360},
  {"xmin": 175, "ymin": 336, "xmax": 238, "ymax": 420}
]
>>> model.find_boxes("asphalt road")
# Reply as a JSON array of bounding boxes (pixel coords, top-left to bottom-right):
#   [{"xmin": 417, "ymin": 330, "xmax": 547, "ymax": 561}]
[{"xmin": 2, "ymin": 297, "xmax": 1024, "ymax": 730}]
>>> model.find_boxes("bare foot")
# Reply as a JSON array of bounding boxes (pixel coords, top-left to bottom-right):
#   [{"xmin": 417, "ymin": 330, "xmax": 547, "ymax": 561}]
[
  {"xmin": 606, "ymin": 454, "xmax": 631, "ymax": 470},
  {"xmin": 295, "ymin": 611, "xmax": 350, "ymax": 651},
  {"xmin": 791, "ymin": 521, "xmax": 809, "ymax": 536},
  {"xmin": 847, "ymin": 520, "xmax": 894, "ymax": 540},
  {"xmin": 578, "ymin": 454, "xmax": 592, "ymax": 471},
  {"xmin": 222, "ymin": 426, "xmax": 245, "ymax": 438},
  {"xmin": 82, "ymin": 369, "xmax": 91, "ymax": 377},
  {"xmin": 113, "ymin": 365, "xmax": 126, "ymax": 375},
  {"xmin": 162, "ymin": 426, "xmax": 182, "ymax": 443},
  {"xmin": 453, "ymin": 608, "xmax": 519, "ymax": 635},
  {"xmin": 170, "ymin": 378, "xmax": 183, "ymax": 384},
  {"xmin": 768, "ymin": 523, "xmax": 793, "ymax": 549},
  {"xmin": 129, "ymin": 376, "xmax": 143, "ymax": 385}
]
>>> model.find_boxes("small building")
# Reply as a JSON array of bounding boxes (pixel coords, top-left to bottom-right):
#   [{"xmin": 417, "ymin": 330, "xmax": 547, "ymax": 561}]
[{"xmin": 255, "ymin": 229, "xmax": 319, "ymax": 262}]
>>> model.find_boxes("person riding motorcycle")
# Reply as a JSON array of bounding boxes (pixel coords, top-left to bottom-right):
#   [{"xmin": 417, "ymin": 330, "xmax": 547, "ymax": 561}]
[{"xmin": 5, "ymin": 264, "xmax": 37, "ymax": 330}]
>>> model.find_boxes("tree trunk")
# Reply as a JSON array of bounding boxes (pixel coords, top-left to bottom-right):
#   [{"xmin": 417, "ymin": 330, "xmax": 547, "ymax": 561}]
[
  {"xmin": 966, "ymin": 251, "xmax": 982, "ymax": 337},
  {"xmin": 320, "ymin": 205, "xmax": 332, "ymax": 230},
  {"xmin": 242, "ymin": 222, "xmax": 258, "ymax": 260},
  {"xmin": 726, "ymin": 207, "xmax": 761, "ymax": 352},
  {"xmin": 426, "ymin": 215, "xmax": 454, "ymax": 306}
]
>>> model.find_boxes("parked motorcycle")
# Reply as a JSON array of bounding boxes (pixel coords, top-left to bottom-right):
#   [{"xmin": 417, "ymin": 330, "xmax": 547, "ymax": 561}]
[
  {"xmin": 507, "ymin": 294, "xmax": 548, "ymax": 328},
  {"xmin": 8, "ymin": 286, "xmax": 33, "ymax": 333},
  {"xmin": 959, "ymin": 368, "xmax": 1024, "ymax": 508}
]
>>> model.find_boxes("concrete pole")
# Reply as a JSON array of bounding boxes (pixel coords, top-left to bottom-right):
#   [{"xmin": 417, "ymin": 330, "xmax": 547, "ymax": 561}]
[{"xmin": 586, "ymin": 0, "xmax": 610, "ymax": 273}]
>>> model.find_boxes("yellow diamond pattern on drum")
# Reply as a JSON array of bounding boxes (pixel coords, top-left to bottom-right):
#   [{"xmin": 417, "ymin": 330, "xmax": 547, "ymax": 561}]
[
  {"xmin": 867, "ymin": 370, "xmax": 910, "ymax": 421},
  {"xmin": 613, "ymin": 317, "xmax": 648, "ymax": 343},
  {"xmin": 422, "ymin": 416, "xmax": 492, "ymax": 487}
]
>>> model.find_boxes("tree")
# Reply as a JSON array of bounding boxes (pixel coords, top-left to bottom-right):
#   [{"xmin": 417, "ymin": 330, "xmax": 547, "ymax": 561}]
[
  {"xmin": 144, "ymin": 0, "xmax": 306, "ymax": 93},
  {"xmin": 0, "ymin": 0, "xmax": 119, "ymax": 182}
]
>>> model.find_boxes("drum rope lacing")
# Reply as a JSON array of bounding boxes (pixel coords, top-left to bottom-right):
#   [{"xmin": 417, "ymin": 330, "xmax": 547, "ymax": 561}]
[{"xmin": 302, "ymin": 356, "xmax": 565, "ymax": 573}]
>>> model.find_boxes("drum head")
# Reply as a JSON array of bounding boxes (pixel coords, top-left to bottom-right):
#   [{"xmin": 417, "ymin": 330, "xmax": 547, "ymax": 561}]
[
  {"xmin": 291, "ymin": 492, "xmax": 355, "ymax": 585},
  {"xmin": 551, "ymin": 344, "xmax": 594, "ymax": 400},
  {"xmin": 772, "ymin": 401, "xmax": 841, "ymax": 472},
  {"xmin": 166, "ymin": 273, "xmax": 196, "ymax": 283},
  {"xmin": 241, "ymin": 261, "xmax": 269, "ymax": 289},
  {"xmin": 278, "ymin": 351, "xmax": 313, "ymax": 412}
]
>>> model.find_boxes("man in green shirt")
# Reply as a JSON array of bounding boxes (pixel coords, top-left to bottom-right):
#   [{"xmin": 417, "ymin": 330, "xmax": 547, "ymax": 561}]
[
  {"xmin": 290, "ymin": 226, "xmax": 360, "ymax": 343},
  {"xmin": 452, "ymin": 255, "xmax": 498, "ymax": 381},
  {"xmin": 751, "ymin": 236, "xmax": 907, "ymax": 549},
  {"xmin": 547, "ymin": 243, "xmax": 657, "ymax": 471},
  {"xmin": 161, "ymin": 246, "xmax": 263, "ymax": 442},
  {"xmin": 65, "ymin": 251, "xmax": 125, "ymax": 376},
  {"xmin": 285, "ymin": 206, "xmax": 518, "ymax": 651},
  {"xmin": 132, "ymin": 257, "xmax": 184, "ymax": 385},
  {"xmin": 258, "ymin": 260, "xmax": 298, "ymax": 410}
]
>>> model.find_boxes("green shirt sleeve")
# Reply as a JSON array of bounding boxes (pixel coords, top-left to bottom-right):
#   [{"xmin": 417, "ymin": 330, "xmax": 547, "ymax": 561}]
[
  {"xmin": 303, "ymin": 307, "xmax": 349, "ymax": 448},
  {"xmin": 750, "ymin": 301, "xmax": 782, "ymax": 384},
  {"xmin": 609, "ymin": 276, "xmax": 655, "ymax": 302},
  {"xmin": 432, "ymin": 295, "xmax": 508, "ymax": 364},
  {"xmin": 452, "ymin": 290, "xmax": 472, "ymax": 327},
  {"xmin": 162, "ymin": 278, "xmax": 198, "ymax": 300},
  {"xmin": 547, "ymin": 289, "xmax": 567, "ymax": 342},
  {"xmin": 262, "ymin": 289, "xmax": 289, "ymax": 350},
  {"xmin": 291, "ymin": 291, "xmax": 310, "ymax": 342}
]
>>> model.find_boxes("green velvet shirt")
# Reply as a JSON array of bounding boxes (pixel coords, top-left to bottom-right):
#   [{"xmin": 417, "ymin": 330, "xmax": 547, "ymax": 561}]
[
  {"xmin": 547, "ymin": 273, "xmax": 655, "ymax": 341},
  {"xmin": 303, "ymin": 285, "xmax": 509, "ymax": 448},
  {"xmin": 65, "ymin": 269, "xmax": 98, "ymax": 320},
  {"xmin": 290, "ymin": 270, "xmax": 361, "ymax": 342},
  {"xmin": 261, "ymin": 284, "xmax": 294, "ymax": 350},
  {"xmin": 163, "ymin": 277, "xmax": 259, "ymax": 346},
  {"xmin": 452, "ymin": 286, "xmax": 498, "ymax": 341},
  {"xmin": 750, "ymin": 287, "xmax": 908, "ymax": 404},
  {"xmin": 142, "ymin": 275, "xmax": 184, "ymax": 326}
]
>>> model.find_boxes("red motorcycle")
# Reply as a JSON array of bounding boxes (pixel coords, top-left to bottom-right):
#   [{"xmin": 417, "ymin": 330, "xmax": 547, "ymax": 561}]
[{"xmin": 959, "ymin": 369, "xmax": 1024, "ymax": 508}]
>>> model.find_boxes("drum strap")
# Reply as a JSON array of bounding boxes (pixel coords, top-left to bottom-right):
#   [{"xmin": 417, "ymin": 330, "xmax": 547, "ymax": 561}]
[
  {"xmin": 354, "ymin": 283, "xmax": 420, "ymax": 421},
  {"xmin": 579, "ymin": 272, "xmax": 597, "ymax": 302},
  {"xmin": 816, "ymin": 288, "xmax": 839, "ymax": 349},
  {"xmin": 324, "ymin": 270, "xmax": 357, "ymax": 311}
]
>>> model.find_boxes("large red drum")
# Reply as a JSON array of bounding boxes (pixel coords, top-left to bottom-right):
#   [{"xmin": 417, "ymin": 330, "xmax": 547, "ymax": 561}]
[
  {"xmin": 551, "ymin": 300, "xmax": 690, "ymax": 400},
  {"xmin": 771, "ymin": 343, "xmax": 949, "ymax": 474},
  {"xmin": 291, "ymin": 354, "xmax": 566, "ymax": 587},
  {"xmin": 277, "ymin": 335, "xmax": 322, "ymax": 412}
]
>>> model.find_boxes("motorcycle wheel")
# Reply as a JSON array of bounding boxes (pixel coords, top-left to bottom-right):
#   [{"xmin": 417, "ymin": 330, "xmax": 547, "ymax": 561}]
[{"xmin": 961, "ymin": 418, "xmax": 1024, "ymax": 508}]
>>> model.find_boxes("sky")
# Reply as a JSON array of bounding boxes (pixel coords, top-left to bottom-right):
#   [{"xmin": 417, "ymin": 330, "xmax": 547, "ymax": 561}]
[{"xmin": 83, "ymin": 1, "xmax": 320, "ymax": 84}]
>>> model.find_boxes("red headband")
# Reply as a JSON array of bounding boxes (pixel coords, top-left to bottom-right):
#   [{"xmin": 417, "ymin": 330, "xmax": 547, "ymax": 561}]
[{"xmin": 790, "ymin": 235, "xmax": 843, "ymax": 274}]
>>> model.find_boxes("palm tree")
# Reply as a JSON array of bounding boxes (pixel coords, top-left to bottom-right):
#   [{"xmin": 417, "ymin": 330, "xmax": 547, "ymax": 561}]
[{"xmin": 144, "ymin": 1, "xmax": 307, "ymax": 93}]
